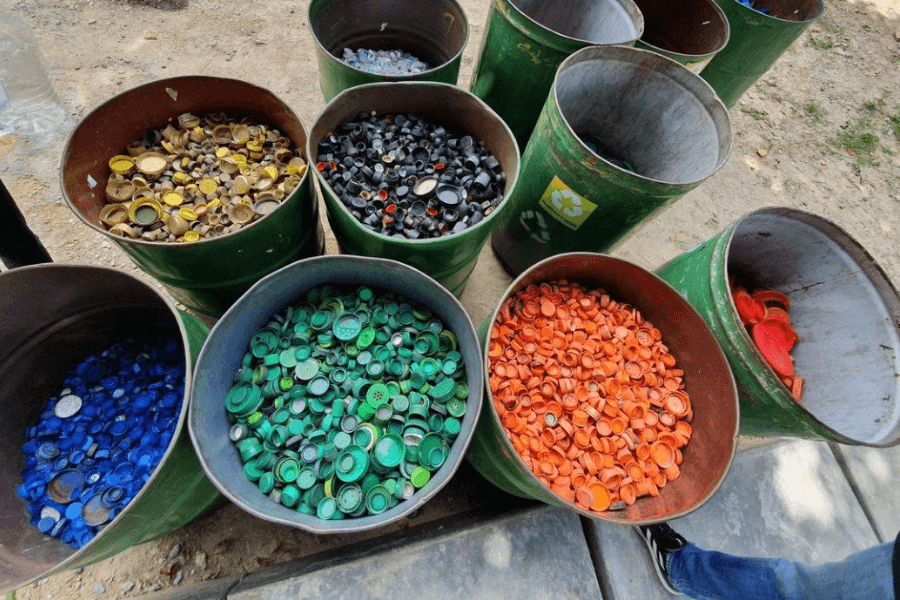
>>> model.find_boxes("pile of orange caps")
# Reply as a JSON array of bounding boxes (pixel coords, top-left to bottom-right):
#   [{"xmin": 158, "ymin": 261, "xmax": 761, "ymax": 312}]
[
  {"xmin": 488, "ymin": 280, "xmax": 693, "ymax": 514},
  {"xmin": 730, "ymin": 277, "xmax": 803, "ymax": 400}
]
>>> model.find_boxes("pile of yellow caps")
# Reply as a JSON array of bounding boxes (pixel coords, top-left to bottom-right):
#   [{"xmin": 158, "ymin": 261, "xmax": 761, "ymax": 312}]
[{"xmin": 100, "ymin": 112, "xmax": 308, "ymax": 243}]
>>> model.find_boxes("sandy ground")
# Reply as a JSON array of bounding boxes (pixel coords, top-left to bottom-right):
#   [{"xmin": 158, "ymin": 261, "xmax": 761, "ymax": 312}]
[{"xmin": 2, "ymin": 0, "xmax": 900, "ymax": 597}]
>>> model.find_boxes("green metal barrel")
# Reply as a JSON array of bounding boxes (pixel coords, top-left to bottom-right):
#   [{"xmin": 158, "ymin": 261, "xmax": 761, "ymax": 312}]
[
  {"xmin": 308, "ymin": 82, "xmax": 519, "ymax": 296},
  {"xmin": 61, "ymin": 76, "xmax": 325, "ymax": 318},
  {"xmin": 633, "ymin": 0, "xmax": 730, "ymax": 73},
  {"xmin": 469, "ymin": 0, "xmax": 643, "ymax": 149},
  {"xmin": 656, "ymin": 208, "xmax": 900, "ymax": 446},
  {"xmin": 468, "ymin": 253, "xmax": 740, "ymax": 524},
  {"xmin": 700, "ymin": 0, "xmax": 824, "ymax": 107},
  {"xmin": 490, "ymin": 46, "xmax": 732, "ymax": 277},
  {"xmin": 308, "ymin": 0, "xmax": 469, "ymax": 102},
  {"xmin": 0, "ymin": 265, "xmax": 219, "ymax": 595}
]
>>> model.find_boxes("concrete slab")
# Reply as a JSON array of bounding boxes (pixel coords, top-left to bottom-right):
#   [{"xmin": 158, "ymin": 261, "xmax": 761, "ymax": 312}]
[
  {"xmin": 585, "ymin": 439, "xmax": 880, "ymax": 599},
  {"xmin": 228, "ymin": 505, "xmax": 601, "ymax": 600},
  {"xmin": 131, "ymin": 577, "xmax": 240, "ymax": 600},
  {"xmin": 830, "ymin": 442, "xmax": 900, "ymax": 542}
]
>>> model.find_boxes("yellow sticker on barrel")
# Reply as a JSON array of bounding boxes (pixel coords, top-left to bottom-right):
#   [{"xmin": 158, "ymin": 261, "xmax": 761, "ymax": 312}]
[{"xmin": 538, "ymin": 176, "xmax": 597, "ymax": 230}]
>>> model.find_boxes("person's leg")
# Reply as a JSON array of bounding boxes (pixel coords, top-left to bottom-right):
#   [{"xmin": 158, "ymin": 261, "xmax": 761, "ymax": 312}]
[
  {"xmin": 639, "ymin": 524, "xmax": 895, "ymax": 600},
  {"xmin": 669, "ymin": 537, "xmax": 895, "ymax": 600}
]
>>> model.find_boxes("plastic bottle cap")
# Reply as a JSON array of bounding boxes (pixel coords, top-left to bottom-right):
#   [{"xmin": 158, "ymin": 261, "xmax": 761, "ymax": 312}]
[
  {"xmin": 365, "ymin": 485, "xmax": 391, "ymax": 514},
  {"xmin": 335, "ymin": 445, "xmax": 370, "ymax": 482},
  {"xmin": 410, "ymin": 466, "xmax": 431, "ymax": 488},
  {"xmin": 413, "ymin": 176, "xmax": 439, "ymax": 198},
  {"xmin": 333, "ymin": 313, "xmax": 362, "ymax": 342},
  {"xmin": 435, "ymin": 184, "xmax": 463, "ymax": 207},
  {"xmin": 55, "ymin": 394, "xmax": 82, "ymax": 418},
  {"xmin": 336, "ymin": 483, "xmax": 364, "ymax": 513},
  {"xmin": 317, "ymin": 497, "xmax": 338, "ymax": 520},
  {"xmin": 373, "ymin": 434, "xmax": 404, "ymax": 468},
  {"xmin": 366, "ymin": 383, "xmax": 390, "ymax": 407},
  {"xmin": 48, "ymin": 469, "xmax": 85, "ymax": 504},
  {"xmin": 294, "ymin": 358, "xmax": 320, "ymax": 381}
]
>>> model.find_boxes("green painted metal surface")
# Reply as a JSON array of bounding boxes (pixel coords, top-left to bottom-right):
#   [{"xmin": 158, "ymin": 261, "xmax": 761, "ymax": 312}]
[
  {"xmin": 0, "ymin": 265, "xmax": 220, "ymax": 594},
  {"xmin": 470, "ymin": 0, "xmax": 642, "ymax": 149},
  {"xmin": 700, "ymin": 0, "xmax": 824, "ymax": 108},
  {"xmin": 632, "ymin": 0, "xmax": 730, "ymax": 74},
  {"xmin": 308, "ymin": 82, "xmax": 519, "ymax": 297},
  {"xmin": 308, "ymin": 0, "xmax": 469, "ymax": 103},
  {"xmin": 110, "ymin": 179, "xmax": 324, "ymax": 318},
  {"xmin": 657, "ymin": 210, "xmax": 897, "ymax": 445},
  {"xmin": 490, "ymin": 46, "xmax": 731, "ymax": 277}
]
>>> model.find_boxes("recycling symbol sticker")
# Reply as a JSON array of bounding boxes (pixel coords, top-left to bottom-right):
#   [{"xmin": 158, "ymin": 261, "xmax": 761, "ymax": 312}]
[{"xmin": 537, "ymin": 176, "xmax": 597, "ymax": 231}]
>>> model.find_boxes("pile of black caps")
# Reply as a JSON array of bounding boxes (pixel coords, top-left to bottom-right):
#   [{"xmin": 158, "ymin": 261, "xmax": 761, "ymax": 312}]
[{"xmin": 317, "ymin": 112, "xmax": 506, "ymax": 239}]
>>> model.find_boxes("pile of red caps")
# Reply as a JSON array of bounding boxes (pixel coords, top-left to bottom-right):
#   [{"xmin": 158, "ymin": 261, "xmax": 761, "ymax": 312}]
[{"xmin": 730, "ymin": 278, "xmax": 803, "ymax": 401}]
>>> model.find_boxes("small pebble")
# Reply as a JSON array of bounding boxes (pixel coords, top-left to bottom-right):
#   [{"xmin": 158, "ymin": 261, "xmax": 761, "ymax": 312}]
[
  {"xmin": 151, "ymin": 583, "xmax": 162, "ymax": 591},
  {"xmin": 167, "ymin": 543, "xmax": 182, "ymax": 561},
  {"xmin": 173, "ymin": 571, "xmax": 183, "ymax": 586},
  {"xmin": 93, "ymin": 581, "xmax": 106, "ymax": 594},
  {"xmin": 120, "ymin": 581, "xmax": 135, "ymax": 592}
]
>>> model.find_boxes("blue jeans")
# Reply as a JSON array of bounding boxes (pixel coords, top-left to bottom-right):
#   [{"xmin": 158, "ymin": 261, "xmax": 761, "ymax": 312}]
[{"xmin": 667, "ymin": 541, "xmax": 895, "ymax": 600}]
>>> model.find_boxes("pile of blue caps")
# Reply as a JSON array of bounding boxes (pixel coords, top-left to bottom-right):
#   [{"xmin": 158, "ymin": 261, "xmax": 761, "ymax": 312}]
[
  {"xmin": 341, "ymin": 48, "xmax": 430, "ymax": 76},
  {"xmin": 17, "ymin": 333, "xmax": 185, "ymax": 550}
]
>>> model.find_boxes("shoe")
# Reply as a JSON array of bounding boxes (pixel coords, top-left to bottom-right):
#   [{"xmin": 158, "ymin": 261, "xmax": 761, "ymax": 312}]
[{"xmin": 635, "ymin": 523, "xmax": 687, "ymax": 595}]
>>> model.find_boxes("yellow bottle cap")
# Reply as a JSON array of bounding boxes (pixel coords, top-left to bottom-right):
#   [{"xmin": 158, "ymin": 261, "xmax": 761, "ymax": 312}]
[
  {"xmin": 232, "ymin": 125, "xmax": 251, "ymax": 145},
  {"xmin": 212, "ymin": 125, "xmax": 232, "ymax": 144},
  {"xmin": 182, "ymin": 231, "xmax": 201, "ymax": 242},
  {"xmin": 216, "ymin": 147, "xmax": 231, "ymax": 158},
  {"xmin": 232, "ymin": 154, "xmax": 247, "ymax": 165},
  {"xmin": 172, "ymin": 172, "xmax": 191, "ymax": 185},
  {"xmin": 162, "ymin": 191, "xmax": 184, "ymax": 207},
  {"xmin": 263, "ymin": 165, "xmax": 279, "ymax": 180},
  {"xmin": 208, "ymin": 198, "xmax": 221, "ymax": 210},
  {"xmin": 128, "ymin": 197, "xmax": 162, "ymax": 226},
  {"xmin": 108, "ymin": 155, "xmax": 135, "ymax": 176},
  {"xmin": 199, "ymin": 178, "xmax": 217, "ymax": 195},
  {"xmin": 179, "ymin": 207, "xmax": 198, "ymax": 221},
  {"xmin": 194, "ymin": 202, "xmax": 209, "ymax": 216},
  {"xmin": 161, "ymin": 140, "xmax": 175, "ymax": 154}
]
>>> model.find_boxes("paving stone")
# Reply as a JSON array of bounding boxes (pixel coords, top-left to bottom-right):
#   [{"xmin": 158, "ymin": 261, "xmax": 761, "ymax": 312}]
[
  {"xmin": 228, "ymin": 506, "xmax": 601, "ymax": 600},
  {"xmin": 830, "ymin": 442, "xmax": 900, "ymax": 541},
  {"xmin": 585, "ymin": 439, "xmax": 879, "ymax": 600}
]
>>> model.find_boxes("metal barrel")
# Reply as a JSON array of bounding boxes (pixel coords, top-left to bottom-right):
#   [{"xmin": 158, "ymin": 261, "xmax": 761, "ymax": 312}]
[
  {"xmin": 308, "ymin": 0, "xmax": 469, "ymax": 103},
  {"xmin": 469, "ymin": 0, "xmax": 643, "ymax": 150},
  {"xmin": 188, "ymin": 255, "xmax": 483, "ymax": 534},
  {"xmin": 60, "ymin": 76, "xmax": 325, "ymax": 319},
  {"xmin": 656, "ymin": 208, "xmax": 900, "ymax": 446},
  {"xmin": 633, "ymin": 0, "xmax": 730, "ymax": 73},
  {"xmin": 490, "ymin": 46, "xmax": 732, "ymax": 278},
  {"xmin": 308, "ymin": 82, "xmax": 520, "ymax": 297},
  {"xmin": 700, "ymin": 0, "xmax": 824, "ymax": 108},
  {"xmin": 0, "ymin": 264, "xmax": 219, "ymax": 595},
  {"xmin": 467, "ymin": 253, "xmax": 740, "ymax": 524}
]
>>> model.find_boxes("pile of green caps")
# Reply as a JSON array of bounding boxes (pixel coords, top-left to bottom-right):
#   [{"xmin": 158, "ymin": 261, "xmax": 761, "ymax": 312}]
[{"xmin": 225, "ymin": 284, "xmax": 468, "ymax": 520}]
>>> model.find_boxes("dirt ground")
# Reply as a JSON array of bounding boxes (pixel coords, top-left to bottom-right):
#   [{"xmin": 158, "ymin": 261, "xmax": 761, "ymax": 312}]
[{"xmin": 2, "ymin": 0, "xmax": 900, "ymax": 597}]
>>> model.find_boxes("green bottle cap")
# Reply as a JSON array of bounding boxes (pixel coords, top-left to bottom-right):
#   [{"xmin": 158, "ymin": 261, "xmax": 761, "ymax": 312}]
[
  {"xmin": 258, "ymin": 471, "xmax": 275, "ymax": 494},
  {"xmin": 356, "ymin": 326, "xmax": 376, "ymax": 349},
  {"xmin": 279, "ymin": 348, "xmax": 298, "ymax": 368},
  {"xmin": 333, "ymin": 430, "xmax": 352, "ymax": 450},
  {"xmin": 417, "ymin": 433, "xmax": 447, "ymax": 470},
  {"xmin": 352, "ymin": 422, "xmax": 380, "ymax": 451},
  {"xmin": 335, "ymin": 444, "xmax": 369, "ymax": 483},
  {"xmin": 365, "ymin": 383, "xmax": 390, "ymax": 407},
  {"xmin": 443, "ymin": 417, "xmax": 462, "ymax": 437},
  {"xmin": 410, "ymin": 466, "xmax": 431, "ymax": 488},
  {"xmin": 374, "ymin": 404, "xmax": 393, "ymax": 425},
  {"xmin": 297, "ymin": 467, "xmax": 317, "ymax": 489},
  {"xmin": 276, "ymin": 457, "xmax": 300, "ymax": 483},
  {"xmin": 365, "ymin": 485, "xmax": 391, "ymax": 515},
  {"xmin": 281, "ymin": 484, "xmax": 301, "ymax": 508},
  {"xmin": 372, "ymin": 433, "xmax": 404, "ymax": 469},
  {"xmin": 294, "ymin": 358, "xmax": 320, "ymax": 381},
  {"xmin": 446, "ymin": 398, "xmax": 467, "ymax": 417},
  {"xmin": 237, "ymin": 438, "xmax": 263, "ymax": 462},
  {"xmin": 243, "ymin": 460, "xmax": 264, "ymax": 482},
  {"xmin": 317, "ymin": 497, "xmax": 338, "ymax": 520},
  {"xmin": 336, "ymin": 483, "xmax": 364, "ymax": 514},
  {"xmin": 332, "ymin": 313, "xmax": 363, "ymax": 342},
  {"xmin": 297, "ymin": 502, "xmax": 315, "ymax": 515},
  {"xmin": 308, "ymin": 376, "xmax": 330, "ymax": 396}
]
